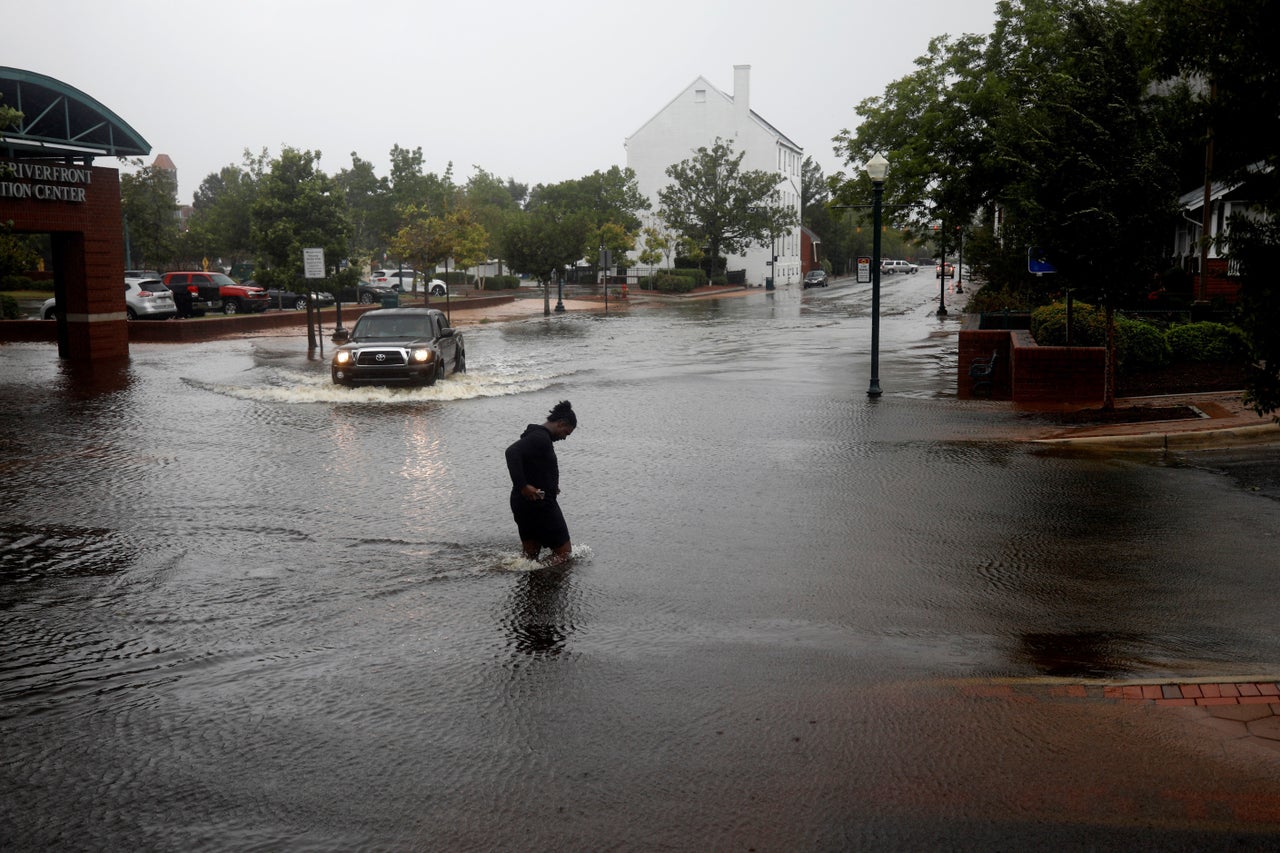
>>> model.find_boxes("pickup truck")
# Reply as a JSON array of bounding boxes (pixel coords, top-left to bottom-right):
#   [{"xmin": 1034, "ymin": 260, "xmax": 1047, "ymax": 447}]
[{"xmin": 162, "ymin": 271, "xmax": 269, "ymax": 315}]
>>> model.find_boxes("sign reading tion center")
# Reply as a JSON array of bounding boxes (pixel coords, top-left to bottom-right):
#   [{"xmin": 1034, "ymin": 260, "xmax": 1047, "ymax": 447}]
[
  {"xmin": 0, "ymin": 158, "xmax": 92, "ymax": 203},
  {"xmin": 303, "ymin": 248, "xmax": 325, "ymax": 279}
]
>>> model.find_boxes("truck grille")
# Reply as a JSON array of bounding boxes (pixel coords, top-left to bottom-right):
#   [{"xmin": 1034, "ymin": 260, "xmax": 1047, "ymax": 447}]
[{"xmin": 355, "ymin": 349, "xmax": 407, "ymax": 366}]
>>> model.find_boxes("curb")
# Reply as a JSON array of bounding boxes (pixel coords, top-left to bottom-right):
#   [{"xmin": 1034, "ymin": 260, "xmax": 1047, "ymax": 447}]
[{"xmin": 1034, "ymin": 422, "xmax": 1280, "ymax": 451}]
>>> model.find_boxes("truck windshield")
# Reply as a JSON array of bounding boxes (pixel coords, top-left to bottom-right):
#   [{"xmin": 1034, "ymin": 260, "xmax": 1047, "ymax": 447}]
[{"xmin": 355, "ymin": 315, "xmax": 430, "ymax": 339}]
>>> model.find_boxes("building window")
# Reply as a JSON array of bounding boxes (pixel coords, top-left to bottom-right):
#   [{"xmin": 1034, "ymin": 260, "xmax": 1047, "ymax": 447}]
[{"xmin": 695, "ymin": 89, "xmax": 706, "ymax": 103}]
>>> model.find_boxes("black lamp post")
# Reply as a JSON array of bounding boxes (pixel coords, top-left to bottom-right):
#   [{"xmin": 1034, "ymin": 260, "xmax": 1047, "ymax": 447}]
[
  {"xmin": 555, "ymin": 272, "xmax": 565, "ymax": 313},
  {"xmin": 866, "ymin": 152, "xmax": 889, "ymax": 398}
]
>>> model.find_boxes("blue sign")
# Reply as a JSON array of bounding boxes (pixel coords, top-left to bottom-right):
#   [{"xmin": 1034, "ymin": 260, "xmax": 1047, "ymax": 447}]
[{"xmin": 1028, "ymin": 247, "xmax": 1057, "ymax": 274}]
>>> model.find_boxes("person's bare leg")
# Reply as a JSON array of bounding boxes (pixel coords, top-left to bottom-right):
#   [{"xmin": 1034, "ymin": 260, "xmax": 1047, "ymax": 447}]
[
  {"xmin": 543, "ymin": 541, "xmax": 572, "ymax": 566},
  {"xmin": 521, "ymin": 540, "xmax": 541, "ymax": 560}
]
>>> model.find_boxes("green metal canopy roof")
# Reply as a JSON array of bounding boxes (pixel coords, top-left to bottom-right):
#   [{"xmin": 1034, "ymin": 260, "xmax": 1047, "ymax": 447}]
[{"xmin": 0, "ymin": 66, "xmax": 150, "ymax": 160}]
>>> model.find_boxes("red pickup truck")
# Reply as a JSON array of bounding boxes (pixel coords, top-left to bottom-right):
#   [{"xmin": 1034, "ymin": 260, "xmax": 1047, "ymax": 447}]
[{"xmin": 162, "ymin": 271, "xmax": 270, "ymax": 315}]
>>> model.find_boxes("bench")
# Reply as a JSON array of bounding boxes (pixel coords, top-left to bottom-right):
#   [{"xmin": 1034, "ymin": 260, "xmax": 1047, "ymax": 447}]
[{"xmin": 969, "ymin": 351, "xmax": 998, "ymax": 394}]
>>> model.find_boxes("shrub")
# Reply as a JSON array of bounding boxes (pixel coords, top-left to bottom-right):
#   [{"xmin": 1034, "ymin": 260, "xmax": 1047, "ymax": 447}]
[
  {"xmin": 481, "ymin": 275, "xmax": 520, "ymax": 290},
  {"xmin": 653, "ymin": 272, "xmax": 696, "ymax": 293},
  {"xmin": 0, "ymin": 275, "xmax": 36, "ymax": 292},
  {"xmin": 1116, "ymin": 316, "xmax": 1170, "ymax": 370},
  {"xmin": 0, "ymin": 294, "xmax": 21, "ymax": 319},
  {"xmin": 965, "ymin": 283, "xmax": 1041, "ymax": 315},
  {"xmin": 710, "ymin": 274, "xmax": 727, "ymax": 286},
  {"xmin": 672, "ymin": 266, "xmax": 708, "ymax": 287},
  {"xmin": 1165, "ymin": 321, "xmax": 1250, "ymax": 362},
  {"xmin": 1031, "ymin": 302, "xmax": 1170, "ymax": 370},
  {"xmin": 1030, "ymin": 301, "xmax": 1106, "ymax": 347}
]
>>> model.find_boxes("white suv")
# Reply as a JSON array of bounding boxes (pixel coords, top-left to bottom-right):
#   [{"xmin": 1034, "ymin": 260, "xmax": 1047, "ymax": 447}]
[{"xmin": 881, "ymin": 259, "xmax": 917, "ymax": 275}]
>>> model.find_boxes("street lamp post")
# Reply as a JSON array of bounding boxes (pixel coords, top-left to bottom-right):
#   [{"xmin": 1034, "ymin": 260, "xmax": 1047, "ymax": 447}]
[{"xmin": 865, "ymin": 152, "xmax": 889, "ymax": 398}]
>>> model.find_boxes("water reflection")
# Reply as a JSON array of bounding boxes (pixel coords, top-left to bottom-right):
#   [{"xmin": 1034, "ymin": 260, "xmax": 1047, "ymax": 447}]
[{"xmin": 502, "ymin": 567, "xmax": 576, "ymax": 657}]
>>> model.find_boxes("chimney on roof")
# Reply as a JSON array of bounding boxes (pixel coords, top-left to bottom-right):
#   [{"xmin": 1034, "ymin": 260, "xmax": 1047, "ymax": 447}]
[{"xmin": 734, "ymin": 65, "xmax": 751, "ymax": 117}]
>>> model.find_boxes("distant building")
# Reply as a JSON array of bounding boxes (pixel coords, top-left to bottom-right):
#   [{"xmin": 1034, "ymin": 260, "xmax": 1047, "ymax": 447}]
[
  {"xmin": 151, "ymin": 152, "xmax": 192, "ymax": 229},
  {"xmin": 625, "ymin": 65, "xmax": 803, "ymax": 287}
]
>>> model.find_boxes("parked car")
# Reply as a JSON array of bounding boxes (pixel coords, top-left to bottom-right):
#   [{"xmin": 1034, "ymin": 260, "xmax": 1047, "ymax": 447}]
[
  {"xmin": 370, "ymin": 269, "xmax": 418, "ymax": 290},
  {"xmin": 372, "ymin": 269, "xmax": 449, "ymax": 296},
  {"xmin": 258, "ymin": 286, "xmax": 336, "ymax": 311},
  {"xmin": 336, "ymin": 280, "xmax": 396, "ymax": 305},
  {"xmin": 42, "ymin": 277, "xmax": 178, "ymax": 321},
  {"xmin": 330, "ymin": 307, "xmax": 466, "ymax": 387},
  {"xmin": 120, "ymin": 277, "xmax": 177, "ymax": 319},
  {"xmin": 935, "ymin": 262, "xmax": 956, "ymax": 278},
  {"xmin": 124, "ymin": 269, "xmax": 162, "ymax": 280},
  {"xmin": 163, "ymin": 271, "xmax": 268, "ymax": 315},
  {"xmin": 803, "ymin": 269, "xmax": 829, "ymax": 288}
]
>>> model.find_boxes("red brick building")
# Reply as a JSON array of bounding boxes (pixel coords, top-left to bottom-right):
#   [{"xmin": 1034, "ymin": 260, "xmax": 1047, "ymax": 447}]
[{"xmin": 1, "ymin": 66, "xmax": 150, "ymax": 361}]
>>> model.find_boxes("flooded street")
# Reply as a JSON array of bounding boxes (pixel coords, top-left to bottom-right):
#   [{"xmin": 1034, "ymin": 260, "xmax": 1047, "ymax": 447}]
[{"xmin": 4, "ymin": 276, "xmax": 1280, "ymax": 849}]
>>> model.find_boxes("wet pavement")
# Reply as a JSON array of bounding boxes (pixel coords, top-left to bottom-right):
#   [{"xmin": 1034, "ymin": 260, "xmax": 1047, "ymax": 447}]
[{"xmin": 2, "ymin": 275, "xmax": 1279, "ymax": 850}]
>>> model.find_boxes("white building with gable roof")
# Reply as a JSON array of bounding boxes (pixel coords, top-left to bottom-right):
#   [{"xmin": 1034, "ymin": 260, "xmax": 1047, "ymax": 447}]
[{"xmin": 625, "ymin": 65, "xmax": 803, "ymax": 287}]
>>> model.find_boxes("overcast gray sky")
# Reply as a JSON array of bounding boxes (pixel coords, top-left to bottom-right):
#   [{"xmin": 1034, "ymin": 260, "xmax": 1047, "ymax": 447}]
[{"xmin": 8, "ymin": 0, "xmax": 998, "ymax": 204}]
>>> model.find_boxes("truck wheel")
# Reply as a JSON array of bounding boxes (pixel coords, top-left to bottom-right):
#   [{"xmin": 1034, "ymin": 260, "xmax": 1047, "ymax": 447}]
[
  {"xmin": 359, "ymin": 292, "xmax": 373, "ymax": 304},
  {"xmin": 455, "ymin": 348, "xmax": 466, "ymax": 373},
  {"xmin": 431, "ymin": 285, "xmax": 446, "ymax": 296},
  {"xmin": 223, "ymin": 299, "xmax": 240, "ymax": 315},
  {"xmin": 294, "ymin": 297, "xmax": 308, "ymax": 311}
]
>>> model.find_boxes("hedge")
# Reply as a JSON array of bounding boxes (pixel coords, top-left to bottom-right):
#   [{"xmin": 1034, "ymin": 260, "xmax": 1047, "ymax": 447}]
[
  {"xmin": 1031, "ymin": 302, "xmax": 1252, "ymax": 370},
  {"xmin": 1165, "ymin": 321, "xmax": 1250, "ymax": 362},
  {"xmin": 0, "ymin": 294, "xmax": 21, "ymax": 319},
  {"xmin": 652, "ymin": 272, "xmax": 696, "ymax": 293}
]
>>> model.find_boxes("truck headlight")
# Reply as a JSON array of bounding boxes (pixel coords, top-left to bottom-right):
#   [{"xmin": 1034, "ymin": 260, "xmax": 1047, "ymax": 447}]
[
  {"xmin": 334, "ymin": 350, "xmax": 352, "ymax": 365},
  {"xmin": 411, "ymin": 348, "xmax": 433, "ymax": 363}
]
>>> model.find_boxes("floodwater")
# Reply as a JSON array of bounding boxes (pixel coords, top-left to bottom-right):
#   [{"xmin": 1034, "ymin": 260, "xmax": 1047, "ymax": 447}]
[{"xmin": 3, "ymin": 276, "xmax": 1280, "ymax": 850}]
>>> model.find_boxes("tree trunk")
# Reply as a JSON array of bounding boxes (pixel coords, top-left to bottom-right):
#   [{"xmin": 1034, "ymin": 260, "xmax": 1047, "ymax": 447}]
[{"xmin": 1103, "ymin": 302, "xmax": 1116, "ymax": 409}]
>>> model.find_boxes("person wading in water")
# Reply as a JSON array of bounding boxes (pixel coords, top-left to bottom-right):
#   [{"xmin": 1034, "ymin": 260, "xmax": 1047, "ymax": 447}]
[{"xmin": 505, "ymin": 400, "xmax": 577, "ymax": 563}]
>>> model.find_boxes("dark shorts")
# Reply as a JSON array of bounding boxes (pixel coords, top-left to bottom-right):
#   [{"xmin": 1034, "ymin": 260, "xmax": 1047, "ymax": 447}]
[{"xmin": 510, "ymin": 493, "xmax": 571, "ymax": 549}]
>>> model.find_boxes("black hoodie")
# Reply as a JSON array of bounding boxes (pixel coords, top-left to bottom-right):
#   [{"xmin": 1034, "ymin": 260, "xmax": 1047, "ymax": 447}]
[{"xmin": 505, "ymin": 424, "xmax": 560, "ymax": 499}]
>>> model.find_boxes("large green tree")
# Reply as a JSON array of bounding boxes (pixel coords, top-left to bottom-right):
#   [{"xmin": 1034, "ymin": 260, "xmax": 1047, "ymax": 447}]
[
  {"xmin": 527, "ymin": 166, "xmax": 650, "ymax": 233},
  {"xmin": 182, "ymin": 149, "xmax": 268, "ymax": 269},
  {"xmin": 658, "ymin": 138, "xmax": 797, "ymax": 272},
  {"xmin": 120, "ymin": 159, "xmax": 181, "ymax": 270},
  {"xmin": 249, "ymin": 147, "xmax": 349, "ymax": 291},
  {"xmin": 503, "ymin": 208, "xmax": 588, "ymax": 287},
  {"xmin": 333, "ymin": 152, "xmax": 394, "ymax": 266}
]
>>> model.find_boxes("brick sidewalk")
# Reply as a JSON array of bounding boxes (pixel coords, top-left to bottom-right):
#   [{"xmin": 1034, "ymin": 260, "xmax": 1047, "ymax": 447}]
[{"xmin": 960, "ymin": 678, "xmax": 1280, "ymax": 756}]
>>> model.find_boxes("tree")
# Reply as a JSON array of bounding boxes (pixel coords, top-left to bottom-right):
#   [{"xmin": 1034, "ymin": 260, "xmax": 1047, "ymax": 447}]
[
  {"xmin": 657, "ymin": 138, "xmax": 797, "ymax": 274},
  {"xmin": 333, "ymin": 152, "xmax": 394, "ymax": 266},
  {"xmin": 249, "ymin": 147, "xmax": 349, "ymax": 291},
  {"xmin": 585, "ymin": 221, "xmax": 634, "ymax": 271},
  {"xmin": 387, "ymin": 145, "xmax": 456, "ymax": 239},
  {"xmin": 120, "ymin": 158, "xmax": 182, "ymax": 270},
  {"xmin": 183, "ymin": 149, "xmax": 268, "ymax": 269},
  {"xmin": 636, "ymin": 213, "xmax": 675, "ymax": 269},
  {"xmin": 527, "ymin": 166, "xmax": 650, "ymax": 232},
  {"xmin": 462, "ymin": 167, "xmax": 525, "ymax": 275},
  {"xmin": 503, "ymin": 208, "xmax": 588, "ymax": 286},
  {"xmin": 392, "ymin": 207, "xmax": 489, "ymax": 289}
]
